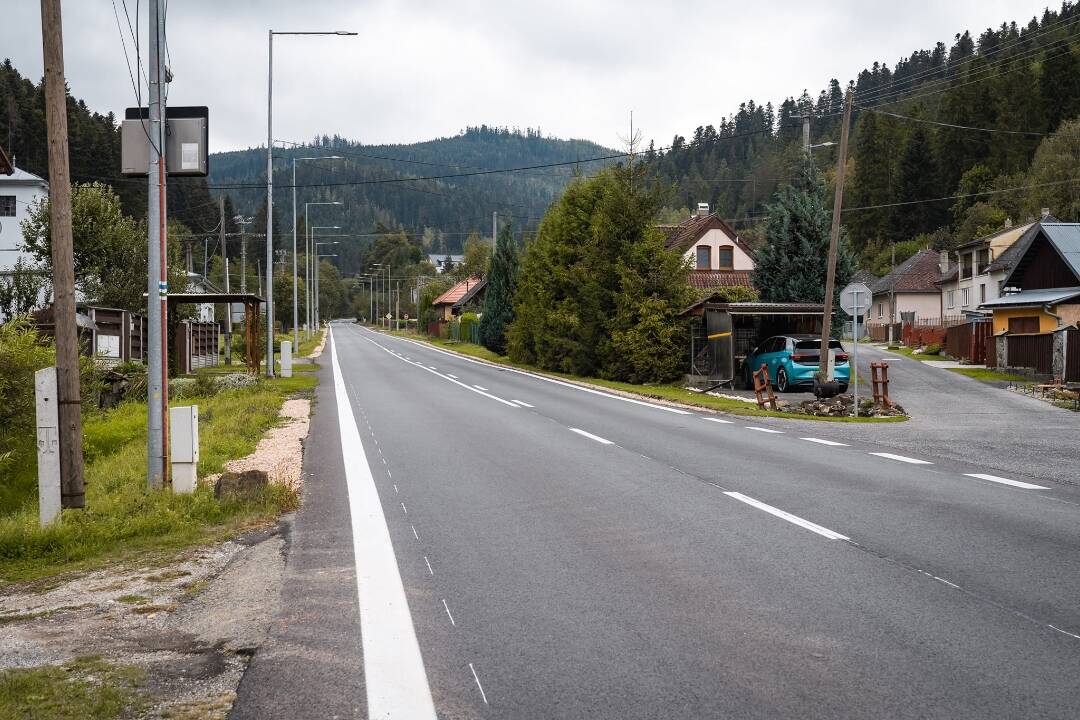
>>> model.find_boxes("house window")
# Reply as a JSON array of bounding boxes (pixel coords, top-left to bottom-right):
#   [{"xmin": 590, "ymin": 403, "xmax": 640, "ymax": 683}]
[
  {"xmin": 961, "ymin": 288, "xmax": 970, "ymax": 307},
  {"xmin": 716, "ymin": 246, "xmax": 734, "ymax": 270},
  {"xmin": 877, "ymin": 302, "xmax": 884, "ymax": 319},
  {"xmin": 960, "ymin": 253, "xmax": 973, "ymax": 280},
  {"xmin": 946, "ymin": 290, "xmax": 955, "ymax": 309},
  {"xmin": 0, "ymin": 196, "xmax": 15, "ymax": 217},
  {"xmin": 695, "ymin": 246, "xmax": 710, "ymax": 270},
  {"xmin": 979, "ymin": 284, "xmax": 986, "ymax": 303},
  {"xmin": 976, "ymin": 248, "xmax": 990, "ymax": 275}
]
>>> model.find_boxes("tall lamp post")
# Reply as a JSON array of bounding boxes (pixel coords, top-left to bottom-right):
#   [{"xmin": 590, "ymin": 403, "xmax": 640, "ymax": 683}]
[
  {"xmin": 304, "ymin": 207, "xmax": 342, "ymax": 338},
  {"xmin": 315, "ymin": 240, "xmax": 340, "ymax": 328},
  {"xmin": 266, "ymin": 29, "xmax": 355, "ymax": 376},
  {"xmin": 371, "ymin": 263, "xmax": 383, "ymax": 327},
  {"xmin": 292, "ymin": 157, "xmax": 342, "ymax": 350},
  {"xmin": 311, "ymin": 227, "xmax": 341, "ymax": 331}
]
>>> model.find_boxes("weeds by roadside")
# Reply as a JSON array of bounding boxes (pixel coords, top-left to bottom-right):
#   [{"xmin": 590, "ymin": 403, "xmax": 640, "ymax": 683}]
[{"xmin": 0, "ymin": 655, "xmax": 145, "ymax": 720}]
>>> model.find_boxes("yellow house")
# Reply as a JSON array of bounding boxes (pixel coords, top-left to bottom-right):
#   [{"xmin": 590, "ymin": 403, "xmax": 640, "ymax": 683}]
[{"xmin": 981, "ymin": 288, "xmax": 1080, "ymax": 334}]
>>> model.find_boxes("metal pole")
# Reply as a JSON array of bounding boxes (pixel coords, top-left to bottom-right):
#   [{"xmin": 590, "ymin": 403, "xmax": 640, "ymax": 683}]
[
  {"xmin": 40, "ymin": 0, "xmax": 86, "ymax": 506},
  {"xmin": 291, "ymin": 159, "xmax": 299, "ymax": 352},
  {"xmin": 143, "ymin": 0, "xmax": 166, "ymax": 489},
  {"xmin": 265, "ymin": 29, "xmax": 275, "ymax": 377},
  {"xmin": 220, "ymin": 196, "xmax": 232, "ymax": 365},
  {"xmin": 387, "ymin": 265, "xmax": 391, "ymax": 326},
  {"xmin": 492, "ymin": 210, "xmax": 497, "ymax": 251},
  {"xmin": 305, "ymin": 208, "xmax": 310, "ymax": 338},
  {"xmin": 818, "ymin": 88, "xmax": 853, "ymax": 383},
  {"xmin": 852, "ymin": 293, "xmax": 861, "ymax": 417}
]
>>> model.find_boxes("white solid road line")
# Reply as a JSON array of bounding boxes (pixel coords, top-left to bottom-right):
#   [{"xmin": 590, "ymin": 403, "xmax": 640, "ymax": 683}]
[
  {"xmin": 473, "ymin": 385, "xmax": 489, "ymax": 391},
  {"xmin": 800, "ymin": 437, "xmax": 849, "ymax": 447},
  {"xmin": 869, "ymin": 452, "xmax": 933, "ymax": 465},
  {"xmin": 447, "ymin": 374, "xmax": 459, "ymax": 379},
  {"xmin": 569, "ymin": 428, "xmax": 614, "ymax": 445},
  {"xmin": 745, "ymin": 426, "xmax": 784, "ymax": 434},
  {"xmin": 513, "ymin": 400, "xmax": 534, "ymax": 408},
  {"xmin": 702, "ymin": 417, "xmax": 735, "ymax": 424},
  {"xmin": 330, "ymin": 329, "xmax": 438, "ymax": 720},
  {"xmin": 724, "ymin": 491, "xmax": 849, "ymax": 540},
  {"xmin": 469, "ymin": 663, "xmax": 489, "ymax": 705},
  {"xmin": 964, "ymin": 472, "xmax": 1049, "ymax": 490},
  {"xmin": 374, "ymin": 328, "xmax": 691, "ymax": 415}
]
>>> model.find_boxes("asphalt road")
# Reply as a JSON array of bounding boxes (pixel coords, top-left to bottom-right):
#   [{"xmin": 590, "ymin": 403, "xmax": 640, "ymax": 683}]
[{"xmin": 232, "ymin": 323, "xmax": 1080, "ymax": 719}]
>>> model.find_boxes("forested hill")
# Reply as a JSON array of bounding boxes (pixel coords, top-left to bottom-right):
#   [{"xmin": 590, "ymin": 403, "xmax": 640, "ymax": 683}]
[
  {"xmin": 209, "ymin": 128, "xmax": 617, "ymax": 254},
  {"xmin": 645, "ymin": 2, "xmax": 1080, "ymax": 271}
]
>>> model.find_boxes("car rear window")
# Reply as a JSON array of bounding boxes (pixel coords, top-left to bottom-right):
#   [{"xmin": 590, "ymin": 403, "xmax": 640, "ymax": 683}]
[{"xmin": 794, "ymin": 340, "xmax": 844, "ymax": 350}]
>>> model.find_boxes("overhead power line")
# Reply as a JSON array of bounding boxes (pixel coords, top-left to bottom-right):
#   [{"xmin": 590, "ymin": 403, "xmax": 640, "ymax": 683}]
[
  {"xmin": 841, "ymin": 176, "xmax": 1080, "ymax": 212},
  {"xmin": 864, "ymin": 108, "xmax": 1048, "ymax": 136}
]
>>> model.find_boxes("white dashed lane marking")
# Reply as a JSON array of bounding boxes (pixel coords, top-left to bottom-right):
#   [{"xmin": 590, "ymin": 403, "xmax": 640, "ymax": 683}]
[
  {"xmin": 869, "ymin": 452, "xmax": 932, "ymax": 465},
  {"xmin": 469, "ymin": 663, "xmax": 489, "ymax": 705},
  {"xmin": 800, "ymin": 437, "xmax": 849, "ymax": 447},
  {"xmin": 964, "ymin": 473, "xmax": 1048, "ymax": 490},
  {"xmin": 745, "ymin": 426, "xmax": 784, "ymax": 434},
  {"xmin": 724, "ymin": 491, "xmax": 849, "ymax": 540},
  {"xmin": 702, "ymin": 417, "xmax": 734, "ymax": 424},
  {"xmin": 569, "ymin": 428, "xmax": 614, "ymax": 445}
]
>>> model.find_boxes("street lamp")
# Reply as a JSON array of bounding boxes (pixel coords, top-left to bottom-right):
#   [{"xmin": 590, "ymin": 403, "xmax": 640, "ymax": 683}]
[
  {"xmin": 303, "ymin": 204, "xmax": 342, "ymax": 338},
  {"xmin": 809, "ymin": 141, "xmax": 837, "ymax": 154},
  {"xmin": 266, "ymin": 29, "xmax": 355, "ymax": 376},
  {"xmin": 292, "ymin": 157, "xmax": 343, "ymax": 350},
  {"xmin": 315, "ymin": 240, "xmax": 340, "ymax": 328}
]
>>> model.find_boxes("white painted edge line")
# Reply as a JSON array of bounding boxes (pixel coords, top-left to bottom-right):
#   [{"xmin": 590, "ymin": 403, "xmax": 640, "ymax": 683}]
[
  {"xmin": 724, "ymin": 491, "xmax": 849, "ymax": 540},
  {"xmin": 702, "ymin": 417, "xmax": 735, "ymax": 424},
  {"xmin": 363, "ymin": 335, "xmax": 519, "ymax": 408},
  {"xmin": 800, "ymin": 437, "xmax": 849, "ymax": 447},
  {"xmin": 569, "ymin": 427, "xmax": 614, "ymax": 445},
  {"xmin": 964, "ymin": 472, "xmax": 1049, "ymax": 490},
  {"xmin": 473, "ymin": 385, "xmax": 489, "ymax": 391},
  {"xmin": 469, "ymin": 663, "xmax": 489, "ymax": 704},
  {"xmin": 869, "ymin": 452, "xmax": 933, "ymax": 465},
  {"xmin": 446, "ymin": 374, "xmax": 458, "ymax": 379},
  {"xmin": 513, "ymin": 400, "xmax": 534, "ymax": 408},
  {"xmin": 371, "ymin": 328, "xmax": 691, "ymax": 415},
  {"xmin": 329, "ymin": 328, "xmax": 438, "ymax": 719},
  {"xmin": 1050, "ymin": 624, "xmax": 1080, "ymax": 640},
  {"xmin": 745, "ymin": 426, "xmax": 784, "ymax": 434}
]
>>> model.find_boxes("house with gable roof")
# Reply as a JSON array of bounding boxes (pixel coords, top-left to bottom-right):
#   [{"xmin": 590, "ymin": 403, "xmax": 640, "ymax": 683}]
[{"xmin": 658, "ymin": 204, "xmax": 756, "ymax": 294}]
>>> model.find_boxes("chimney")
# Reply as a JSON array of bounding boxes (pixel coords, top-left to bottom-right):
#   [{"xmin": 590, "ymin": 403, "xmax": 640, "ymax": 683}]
[
  {"xmin": 696, "ymin": 202, "xmax": 710, "ymax": 218},
  {"xmin": 938, "ymin": 250, "xmax": 949, "ymax": 275},
  {"xmin": 1041, "ymin": 207, "xmax": 1051, "ymax": 219}
]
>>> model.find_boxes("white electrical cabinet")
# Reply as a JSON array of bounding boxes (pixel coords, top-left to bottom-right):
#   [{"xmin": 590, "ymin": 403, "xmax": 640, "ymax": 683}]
[{"xmin": 170, "ymin": 405, "xmax": 199, "ymax": 493}]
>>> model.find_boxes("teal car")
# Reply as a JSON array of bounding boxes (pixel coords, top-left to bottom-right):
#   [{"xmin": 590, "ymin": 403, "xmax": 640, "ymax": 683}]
[{"xmin": 743, "ymin": 335, "xmax": 850, "ymax": 393}]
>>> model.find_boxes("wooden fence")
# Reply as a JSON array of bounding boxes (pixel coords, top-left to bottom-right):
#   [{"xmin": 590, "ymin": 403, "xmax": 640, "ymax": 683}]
[
  {"xmin": 1067, "ymin": 327, "xmax": 1080, "ymax": 383},
  {"xmin": 1006, "ymin": 333, "xmax": 1054, "ymax": 376},
  {"xmin": 945, "ymin": 320, "xmax": 992, "ymax": 364}
]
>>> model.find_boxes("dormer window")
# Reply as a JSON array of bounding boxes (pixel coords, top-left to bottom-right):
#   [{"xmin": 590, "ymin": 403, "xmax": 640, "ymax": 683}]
[
  {"xmin": 717, "ymin": 246, "xmax": 734, "ymax": 270},
  {"xmin": 695, "ymin": 246, "xmax": 710, "ymax": 270}
]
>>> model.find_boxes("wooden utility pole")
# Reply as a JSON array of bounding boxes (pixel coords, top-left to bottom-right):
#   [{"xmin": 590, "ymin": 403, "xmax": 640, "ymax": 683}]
[
  {"xmin": 819, "ymin": 88, "xmax": 853, "ymax": 382},
  {"xmin": 40, "ymin": 0, "xmax": 85, "ymax": 508}
]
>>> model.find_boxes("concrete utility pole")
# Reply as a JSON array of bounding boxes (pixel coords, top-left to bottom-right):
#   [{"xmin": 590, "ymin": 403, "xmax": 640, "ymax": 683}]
[
  {"xmin": 492, "ymin": 211, "xmax": 497, "ymax": 251},
  {"xmin": 220, "ymin": 196, "xmax": 232, "ymax": 365},
  {"xmin": 265, "ymin": 31, "xmax": 275, "ymax": 377},
  {"xmin": 395, "ymin": 281, "xmax": 400, "ymax": 331},
  {"xmin": 802, "ymin": 114, "xmax": 811, "ymax": 151},
  {"xmin": 818, "ymin": 88, "xmax": 853, "ymax": 383},
  {"xmin": 40, "ymin": 0, "xmax": 85, "ymax": 507}
]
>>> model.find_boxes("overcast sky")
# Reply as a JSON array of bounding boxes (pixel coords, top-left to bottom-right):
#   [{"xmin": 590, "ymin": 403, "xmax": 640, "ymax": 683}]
[{"xmin": 4, "ymin": 1, "xmax": 1053, "ymax": 153}]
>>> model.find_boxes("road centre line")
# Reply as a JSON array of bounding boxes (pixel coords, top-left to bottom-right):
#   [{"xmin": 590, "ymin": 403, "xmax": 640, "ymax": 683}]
[
  {"xmin": 401, "ymin": 502, "xmax": 407, "ymax": 515},
  {"xmin": 701, "ymin": 417, "xmax": 734, "ymax": 424},
  {"xmin": 442, "ymin": 599, "xmax": 456, "ymax": 626},
  {"xmin": 800, "ymin": 437, "xmax": 849, "ymax": 446},
  {"xmin": 745, "ymin": 426, "xmax": 784, "ymax": 434},
  {"xmin": 370, "ymin": 328, "xmax": 691, "ymax": 416},
  {"xmin": 724, "ymin": 491, "xmax": 849, "ymax": 540},
  {"xmin": 412, "ymin": 525, "xmax": 420, "ymax": 540},
  {"xmin": 1050, "ymin": 624, "xmax": 1080, "ymax": 640},
  {"xmin": 569, "ymin": 428, "xmax": 614, "ymax": 445},
  {"xmin": 362, "ymin": 335, "xmax": 519, "ymax": 408},
  {"xmin": 447, "ymin": 374, "xmax": 459, "ymax": 379},
  {"xmin": 964, "ymin": 472, "xmax": 1049, "ymax": 490},
  {"xmin": 869, "ymin": 452, "xmax": 933, "ymax": 465},
  {"xmin": 424, "ymin": 557, "xmax": 434, "ymax": 576},
  {"xmin": 468, "ymin": 663, "xmax": 489, "ymax": 705},
  {"xmin": 329, "ymin": 328, "xmax": 437, "ymax": 719}
]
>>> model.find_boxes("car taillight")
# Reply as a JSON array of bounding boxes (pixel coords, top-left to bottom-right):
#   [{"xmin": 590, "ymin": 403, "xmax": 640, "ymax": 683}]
[
  {"xmin": 835, "ymin": 353, "xmax": 849, "ymax": 362},
  {"xmin": 791, "ymin": 354, "xmax": 815, "ymax": 364}
]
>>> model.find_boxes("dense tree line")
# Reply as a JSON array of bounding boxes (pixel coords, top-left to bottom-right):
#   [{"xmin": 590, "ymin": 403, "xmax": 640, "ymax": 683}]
[{"xmin": 644, "ymin": 2, "xmax": 1080, "ymax": 265}]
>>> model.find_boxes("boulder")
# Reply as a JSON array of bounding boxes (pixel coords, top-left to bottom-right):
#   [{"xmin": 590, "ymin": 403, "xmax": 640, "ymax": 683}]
[{"xmin": 214, "ymin": 469, "xmax": 269, "ymax": 500}]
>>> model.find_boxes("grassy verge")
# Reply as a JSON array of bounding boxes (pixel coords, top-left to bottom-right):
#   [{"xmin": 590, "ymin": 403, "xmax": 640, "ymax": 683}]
[
  {"xmin": 0, "ymin": 372, "xmax": 316, "ymax": 582},
  {"xmin": 384, "ymin": 329, "xmax": 904, "ymax": 423},
  {"xmin": 0, "ymin": 655, "xmax": 145, "ymax": 720},
  {"xmin": 947, "ymin": 367, "xmax": 1032, "ymax": 383},
  {"xmin": 879, "ymin": 345, "xmax": 947, "ymax": 361}
]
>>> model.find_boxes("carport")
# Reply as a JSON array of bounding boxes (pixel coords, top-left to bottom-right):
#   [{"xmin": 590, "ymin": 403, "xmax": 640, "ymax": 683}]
[{"xmin": 679, "ymin": 296, "xmax": 825, "ymax": 387}]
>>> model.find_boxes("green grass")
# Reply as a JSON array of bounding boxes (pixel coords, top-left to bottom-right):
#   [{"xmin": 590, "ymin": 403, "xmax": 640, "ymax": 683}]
[
  {"xmin": 0, "ymin": 655, "xmax": 145, "ymax": 720},
  {"xmin": 381, "ymin": 328, "xmax": 904, "ymax": 423},
  {"xmin": 880, "ymin": 345, "xmax": 946, "ymax": 361},
  {"xmin": 947, "ymin": 367, "xmax": 1032, "ymax": 383},
  {"xmin": 0, "ymin": 372, "xmax": 316, "ymax": 582}
]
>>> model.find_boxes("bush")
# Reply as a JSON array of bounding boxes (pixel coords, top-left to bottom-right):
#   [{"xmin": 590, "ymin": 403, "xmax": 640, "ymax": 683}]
[
  {"xmin": 923, "ymin": 343, "xmax": 943, "ymax": 356},
  {"xmin": 459, "ymin": 312, "xmax": 480, "ymax": 344}
]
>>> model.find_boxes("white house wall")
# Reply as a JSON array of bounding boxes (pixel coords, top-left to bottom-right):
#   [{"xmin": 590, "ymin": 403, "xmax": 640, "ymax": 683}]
[
  {"xmin": 680, "ymin": 228, "xmax": 754, "ymax": 271},
  {"xmin": 0, "ymin": 176, "xmax": 48, "ymax": 272}
]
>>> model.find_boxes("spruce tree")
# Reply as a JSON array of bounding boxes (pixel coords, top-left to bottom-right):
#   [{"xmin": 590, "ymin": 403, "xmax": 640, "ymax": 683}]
[
  {"xmin": 751, "ymin": 155, "xmax": 856, "ymax": 319},
  {"xmin": 479, "ymin": 223, "xmax": 519, "ymax": 355}
]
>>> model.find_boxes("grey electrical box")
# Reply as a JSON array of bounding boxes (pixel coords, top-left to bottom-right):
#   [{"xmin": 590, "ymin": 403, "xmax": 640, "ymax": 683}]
[{"xmin": 121, "ymin": 106, "xmax": 209, "ymax": 177}]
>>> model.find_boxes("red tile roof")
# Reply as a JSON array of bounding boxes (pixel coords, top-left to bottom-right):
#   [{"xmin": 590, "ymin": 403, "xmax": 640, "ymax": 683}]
[
  {"xmin": 870, "ymin": 250, "xmax": 944, "ymax": 294},
  {"xmin": 432, "ymin": 277, "xmax": 483, "ymax": 306},
  {"xmin": 687, "ymin": 270, "xmax": 754, "ymax": 290},
  {"xmin": 659, "ymin": 213, "xmax": 754, "ymax": 258}
]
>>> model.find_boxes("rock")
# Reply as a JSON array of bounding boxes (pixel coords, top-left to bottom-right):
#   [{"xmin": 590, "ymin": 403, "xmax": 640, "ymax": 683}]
[{"xmin": 214, "ymin": 470, "xmax": 269, "ymax": 500}]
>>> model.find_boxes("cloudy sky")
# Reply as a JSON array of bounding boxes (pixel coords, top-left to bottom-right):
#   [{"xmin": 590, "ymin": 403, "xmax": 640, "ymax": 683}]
[{"xmin": 5, "ymin": 0, "xmax": 1052, "ymax": 152}]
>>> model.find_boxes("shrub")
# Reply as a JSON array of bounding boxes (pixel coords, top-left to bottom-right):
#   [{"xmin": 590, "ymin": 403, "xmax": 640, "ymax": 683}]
[
  {"xmin": 459, "ymin": 312, "xmax": 480, "ymax": 344},
  {"xmin": 923, "ymin": 343, "xmax": 943, "ymax": 356}
]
